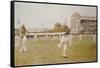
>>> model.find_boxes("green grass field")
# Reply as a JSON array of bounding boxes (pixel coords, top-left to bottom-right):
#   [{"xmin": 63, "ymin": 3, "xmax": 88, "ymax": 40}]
[{"xmin": 15, "ymin": 35, "xmax": 97, "ymax": 66}]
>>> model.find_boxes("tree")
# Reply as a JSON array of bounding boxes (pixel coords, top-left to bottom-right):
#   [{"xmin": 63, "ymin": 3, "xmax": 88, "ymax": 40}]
[
  {"xmin": 54, "ymin": 23, "xmax": 61, "ymax": 28},
  {"xmin": 62, "ymin": 24, "xmax": 70, "ymax": 32},
  {"xmin": 20, "ymin": 24, "xmax": 27, "ymax": 36},
  {"xmin": 52, "ymin": 22, "xmax": 70, "ymax": 32},
  {"xmin": 53, "ymin": 23, "xmax": 62, "ymax": 32}
]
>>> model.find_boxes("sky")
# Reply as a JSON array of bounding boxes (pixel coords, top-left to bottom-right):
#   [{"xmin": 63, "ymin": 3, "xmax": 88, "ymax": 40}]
[{"xmin": 15, "ymin": 2, "xmax": 96, "ymax": 29}]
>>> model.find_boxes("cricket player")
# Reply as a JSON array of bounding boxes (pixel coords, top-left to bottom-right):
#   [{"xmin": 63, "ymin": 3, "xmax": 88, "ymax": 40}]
[
  {"xmin": 15, "ymin": 35, "xmax": 21, "ymax": 47},
  {"xmin": 20, "ymin": 35, "xmax": 28, "ymax": 52},
  {"xmin": 57, "ymin": 32, "xmax": 70, "ymax": 58}
]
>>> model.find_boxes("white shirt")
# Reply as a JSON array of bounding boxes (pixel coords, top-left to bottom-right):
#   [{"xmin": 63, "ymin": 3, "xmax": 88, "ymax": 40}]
[
  {"xmin": 58, "ymin": 35, "xmax": 69, "ymax": 48},
  {"xmin": 60, "ymin": 35, "xmax": 69, "ymax": 44}
]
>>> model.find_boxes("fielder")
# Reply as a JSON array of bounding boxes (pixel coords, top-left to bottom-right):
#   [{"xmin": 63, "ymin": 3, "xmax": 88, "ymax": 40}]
[
  {"xmin": 57, "ymin": 32, "xmax": 70, "ymax": 58},
  {"xmin": 20, "ymin": 35, "xmax": 28, "ymax": 52}
]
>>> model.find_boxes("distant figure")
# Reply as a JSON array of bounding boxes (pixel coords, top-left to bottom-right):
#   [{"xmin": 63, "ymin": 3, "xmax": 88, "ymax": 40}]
[
  {"xmin": 15, "ymin": 35, "xmax": 21, "ymax": 47},
  {"xmin": 57, "ymin": 32, "xmax": 70, "ymax": 58},
  {"xmin": 20, "ymin": 35, "xmax": 28, "ymax": 52}
]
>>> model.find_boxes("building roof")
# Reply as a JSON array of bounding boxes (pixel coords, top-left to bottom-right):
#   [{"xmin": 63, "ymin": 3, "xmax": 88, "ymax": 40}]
[{"xmin": 71, "ymin": 12, "xmax": 81, "ymax": 18}]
